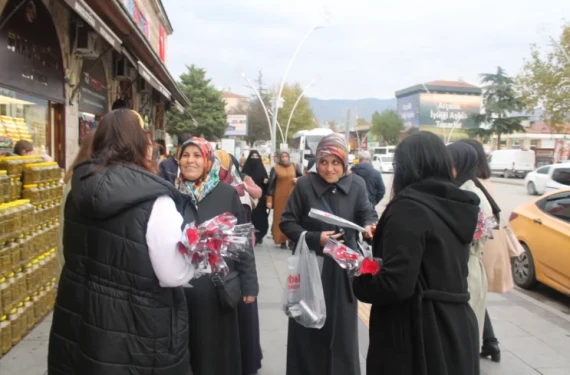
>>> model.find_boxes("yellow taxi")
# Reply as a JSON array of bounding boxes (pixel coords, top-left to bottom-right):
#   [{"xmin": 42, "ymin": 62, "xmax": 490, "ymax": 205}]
[{"xmin": 510, "ymin": 189, "xmax": 570, "ymax": 295}]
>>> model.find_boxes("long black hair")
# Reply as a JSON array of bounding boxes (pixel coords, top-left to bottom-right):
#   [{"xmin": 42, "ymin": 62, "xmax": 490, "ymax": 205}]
[
  {"xmin": 447, "ymin": 142, "xmax": 479, "ymax": 186},
  {"xmin": 457, "ymin": 139, "xmax": 491, "ymax": 179},
  {"xmin": 392, "ymin": 131, "xmax": 454, "ymax": 196}
]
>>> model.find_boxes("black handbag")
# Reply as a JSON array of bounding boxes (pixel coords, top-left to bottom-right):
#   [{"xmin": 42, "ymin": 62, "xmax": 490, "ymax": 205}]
[{"xmin": 212, "ymin": 271, "xmax": 242, "ymax": 310}]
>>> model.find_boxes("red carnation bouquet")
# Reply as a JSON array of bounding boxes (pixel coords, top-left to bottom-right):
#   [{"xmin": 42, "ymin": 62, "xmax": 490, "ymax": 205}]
[
  {"xmin": 178, "ymin": 212, "xmax": 255, "ymax": 278},
  {"xmin": 323, "ymin": 239, "xmax": 381, "ymax": 276}
]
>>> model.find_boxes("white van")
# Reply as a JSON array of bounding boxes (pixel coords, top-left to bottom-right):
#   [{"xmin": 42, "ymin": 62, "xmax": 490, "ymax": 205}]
[
  {"xmin": 372, "ymin": 154, "xmax": 394, "ymax": 173},
  {"xmin": 488, "ymin": 149, "xmax": 536, "ymax": 178}
]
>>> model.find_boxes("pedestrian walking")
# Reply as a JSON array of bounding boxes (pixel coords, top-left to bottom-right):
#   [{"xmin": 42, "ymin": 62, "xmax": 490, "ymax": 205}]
[
  {"xmin": 267, "ymin": 151, "xmax": 302, "ymax": 249},
  {"xmin": 48, "ymin": 109, "xmax": 196, "ymax": 375},
  {"xmin": 280, "ymin": 133, "xmax": 378, "ymax": 375},
  {"xmin": 242, "ymin": 150, "xmax": 270, "ymax": 244},
  {"xmin": 176, "ymin": 137, "xmax": 259, "ymax": 375},
  {"xmin": 353, "ymin": 131, "xmax": 481, "ymax": 375},
  {"xmin": 448, "ymin": 141, "xmax": 495, "ymax": 346},
  {"xmin": 350, "ymin": 150, "xmax": 386, "ymax": 207},
  {"xmin": 458, "ymin": 138, "xmax": 511, "ymax": 363}
]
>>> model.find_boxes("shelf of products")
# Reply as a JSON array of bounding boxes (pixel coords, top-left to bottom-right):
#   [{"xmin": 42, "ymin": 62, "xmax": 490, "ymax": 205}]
[{"xmin": 0, "ymin": 155, "xmax": 62, "ymax": 357}]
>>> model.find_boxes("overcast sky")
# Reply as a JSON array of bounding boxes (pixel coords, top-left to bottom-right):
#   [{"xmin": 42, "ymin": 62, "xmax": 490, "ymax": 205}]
[{"xmin": 163, "ymin": 0, "xmax": 568, "ymax": 100}]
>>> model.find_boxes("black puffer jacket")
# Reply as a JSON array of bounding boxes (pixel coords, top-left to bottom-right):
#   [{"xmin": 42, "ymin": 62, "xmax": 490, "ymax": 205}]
[{"xmin": 48, "ymin": 160, "xmax": 192, "ymax": 375}]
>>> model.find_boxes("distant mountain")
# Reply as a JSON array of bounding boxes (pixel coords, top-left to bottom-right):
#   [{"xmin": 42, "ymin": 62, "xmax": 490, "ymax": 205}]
[{"xmin": 308, "ymin": 97, "xmax": 397, "ymax": 123}]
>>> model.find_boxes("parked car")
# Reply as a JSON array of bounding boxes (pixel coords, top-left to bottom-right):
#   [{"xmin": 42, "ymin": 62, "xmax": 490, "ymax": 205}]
[
  {"xmin": 510, "ymin": 189, "xmax": 570, "ymax": 295},
  {"xmin": 372, "ymin": 154, "xmax": 393, "ymax": 173},
  {"xmin": 488, "ymin": 149, "xmax": 536, "ymax": 178},
  {"xmin": 524, "ymin": 164, "xmax": 570, "ymax": 195}
]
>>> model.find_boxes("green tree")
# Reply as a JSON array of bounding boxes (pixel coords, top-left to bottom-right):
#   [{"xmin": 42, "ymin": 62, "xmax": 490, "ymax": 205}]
[
  {"xmin": 246, "ymin": 71, "xmax": 271, "ymax": 145},
  {"xmin": 517, "ymin": 26, "xmax": 570, "ymax": 133},
  {"xmin": 328, "ymin": 121, "xmax": 340, "ymax": 132},
  {"xmin": 166, "ymin": 64, "xmax": 227, "ymax": 140},
  {"xmin": 468, "ymin": 67, "xmax": 527, "ymax": 148},
  {"xmin": 371, "ymin": 110, "xmax": 404, "ymax": 145},
  {"xmin": 276, "ymin": 83, "xmax": 316, "ymax": 143}
]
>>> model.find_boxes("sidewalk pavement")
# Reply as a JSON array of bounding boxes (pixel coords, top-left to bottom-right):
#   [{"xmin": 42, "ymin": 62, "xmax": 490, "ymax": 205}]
[{"xmin": 1, "ymin": 242, "xmax": 570, "ymax": 375}]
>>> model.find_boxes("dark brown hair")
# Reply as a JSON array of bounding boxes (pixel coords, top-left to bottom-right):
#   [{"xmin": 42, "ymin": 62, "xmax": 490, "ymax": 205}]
[
  {"xmin": 91, "ymin": 109, "xmax": 153, "ymax": 172},
  {"xmin": 64, "ymin": 132, "xmax": 94, "ymax": 184},
  {"xmin": 14, "ymin": 140, "xmax": 34, "ymax": 155},
  {"xmin": 457, "ymin": 139, "xmax": 491, "ymax": 179}
]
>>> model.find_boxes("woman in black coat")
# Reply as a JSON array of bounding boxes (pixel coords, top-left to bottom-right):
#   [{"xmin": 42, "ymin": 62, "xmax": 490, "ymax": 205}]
[
  {"xmin": 353, "ymin": 131, "xmax": 481, "ymax": 375},
  {"xmin": 280, "ymin": 133, "xmax": 378, "ymax": 375},
  {"xmin": 176, "ymin": 137, "xmax": 260, "ymax": 375},
  {"xmin": 241, "ymin": 150, "xmax": 269, "ymax": 244}
]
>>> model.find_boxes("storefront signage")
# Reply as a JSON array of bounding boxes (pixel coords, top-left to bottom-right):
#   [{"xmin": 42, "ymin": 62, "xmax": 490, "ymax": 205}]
[
  {"xmin": 61, "ymin": 0, "xmax": 122, "ymax": 51},
  {"xmin": 78, "ymin": 60, "xmax": 108, "ymax": 114},
  {"xmin": 137, "ymin": 61, "xmax": 171, "ymax": 99},
  {"xmin": 0, "ymin": 0, "xmax": 64, "ymax": 102}
]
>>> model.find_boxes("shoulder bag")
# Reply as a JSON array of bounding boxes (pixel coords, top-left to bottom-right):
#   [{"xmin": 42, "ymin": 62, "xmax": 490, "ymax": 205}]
[{"xmin": 212, "ymin": 270, "xmax": 242, "ymax": 310}]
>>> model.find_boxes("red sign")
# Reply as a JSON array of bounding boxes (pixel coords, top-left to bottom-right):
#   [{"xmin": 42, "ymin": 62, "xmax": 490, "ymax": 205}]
[{"xmin": 159, "ymin": 26, "xmax": 166, "ymax": 62}]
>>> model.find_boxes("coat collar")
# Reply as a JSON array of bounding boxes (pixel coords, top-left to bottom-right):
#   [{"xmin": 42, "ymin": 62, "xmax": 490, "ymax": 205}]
[{"xmin": 309, "ymin": 172, "xmax": 353, "ymax": 198}]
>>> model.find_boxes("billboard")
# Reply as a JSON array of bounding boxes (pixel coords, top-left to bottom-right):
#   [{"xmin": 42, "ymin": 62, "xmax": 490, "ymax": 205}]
[
  {"xmin": 397, "ymin": 94, "xmax": 420, "ymax": 127},
  {"xmin": 225, "ymin": 114, "xmax": 247, "ymax": 136},
  {"xmin": 419, "ymin": 93, "xmax": 481, "ymax": 129}
]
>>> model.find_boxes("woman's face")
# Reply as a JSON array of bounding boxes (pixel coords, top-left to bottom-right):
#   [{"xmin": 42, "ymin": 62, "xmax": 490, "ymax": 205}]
[
  {"xmin": 280, "ymin": 153, "xmax": 290, "ymax": 164},
  {"xmin": 251, "ymin": 153, "xmax": 260, "ymax": 159},
  {"xmin": 317, "ymin": 155, "xmax": 344, "ymax": 184},
  {"xmin": 180, "ymin": 144, "xmax": 205, "ymax": 181}
]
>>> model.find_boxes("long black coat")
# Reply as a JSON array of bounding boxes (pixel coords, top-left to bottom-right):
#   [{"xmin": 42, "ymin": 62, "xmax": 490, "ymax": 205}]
[
  {"xmin": 353, "ymin": 178, "xmax": 481, "ymax": 375},
  {"xmin": 280, "ymin": 173, "xmax": 378, "ymax": 375},
  {"xmin": 181, "ymin": 182, "xmax": 259, "ymax": 375}
]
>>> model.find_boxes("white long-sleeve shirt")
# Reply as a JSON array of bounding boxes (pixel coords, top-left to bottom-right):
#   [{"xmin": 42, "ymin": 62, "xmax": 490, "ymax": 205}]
[{"xmin": 146, "ymin": 195, "xmax": 195, "ymax": 287}]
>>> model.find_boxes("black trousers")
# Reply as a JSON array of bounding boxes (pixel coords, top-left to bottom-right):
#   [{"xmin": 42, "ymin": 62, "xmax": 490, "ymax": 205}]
[{"xmin": 482, "ymin": 309, "xmax": 498, "ymax": 344}]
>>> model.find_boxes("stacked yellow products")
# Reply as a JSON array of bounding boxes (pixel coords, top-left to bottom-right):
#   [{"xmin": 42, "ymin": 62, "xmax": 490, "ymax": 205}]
[{"xmin": 0, "ymin": 155, "xmax": 62, "ymax": 356}]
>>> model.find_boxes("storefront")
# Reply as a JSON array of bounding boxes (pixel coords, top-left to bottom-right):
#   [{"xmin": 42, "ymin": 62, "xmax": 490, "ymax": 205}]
[
  {"xmin": 0, "ymin": 0, "xmax": 65, "ymax": 163},
  {"xmin": 77, "ymin": 59, "xmax": 108, "ymax": 144}
]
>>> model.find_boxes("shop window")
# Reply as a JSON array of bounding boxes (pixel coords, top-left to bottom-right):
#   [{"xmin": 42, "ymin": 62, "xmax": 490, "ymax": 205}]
[{"xmin": 0, "ymin": 87, "xmax": 48, "ymax": 154}]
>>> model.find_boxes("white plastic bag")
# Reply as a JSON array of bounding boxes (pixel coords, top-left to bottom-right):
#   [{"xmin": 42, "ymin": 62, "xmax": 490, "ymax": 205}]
[{"xmin": 282, "ymin": 232, "xmax": 326, "ymax": 329}]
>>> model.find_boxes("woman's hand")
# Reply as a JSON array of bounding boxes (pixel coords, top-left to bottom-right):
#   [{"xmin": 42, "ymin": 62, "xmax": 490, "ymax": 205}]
[
  {"xmin": 243, "ymin": 296, "xmax": 256, "ymax": 304},
  {"xmin": 320, "ymin": 231, "xmax": 343, "ymax": 246},
  {"xmin": 293, "ymin": 178, "xmax": 298, "ymax": 184},
  {"xmin": 364, "ymin": 224, "xmax": 376, "ymax": 239},
  {"xmin": 263, "ymin": 178, "xmax": 269, "ymax": 184}
]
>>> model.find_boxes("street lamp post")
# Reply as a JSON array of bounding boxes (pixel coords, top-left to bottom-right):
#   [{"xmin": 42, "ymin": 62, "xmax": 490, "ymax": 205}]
[
  {"xmin": 284, "ymin": 77, "xmax": 318, "ymax": 141},
  {"xmin": 270, "ymin": 7, "xmax": 330, "ymax": 166},
  {"xmin": 241, "ymin": 73, "xmax": 274, "ymax": 141}
]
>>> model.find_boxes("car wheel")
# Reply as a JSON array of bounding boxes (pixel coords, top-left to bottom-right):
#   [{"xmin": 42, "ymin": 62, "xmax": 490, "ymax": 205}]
[
  {"xmin": 512, "ymin": 243, "xmax": 538, "ymax": 289},
  {"xmin": 526, "ymin": 181, "xmax": 537, "ymax": 195}
]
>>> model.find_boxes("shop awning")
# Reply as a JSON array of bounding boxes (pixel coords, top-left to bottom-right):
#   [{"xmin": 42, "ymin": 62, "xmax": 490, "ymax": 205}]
[
  {"xmin": 137, "ymin": 61, "xmax": 171, "ymax": 100},
  {"xmin": 174, "ymin": 101, "xmax": 185, "ymax": 113},
  {"xmin": 84, "ymin": 0, "xmax": 190, "ymax": 107},
  {"xmin": 60, "ymin": 0, "xmax": 122, "ymax": 52}
]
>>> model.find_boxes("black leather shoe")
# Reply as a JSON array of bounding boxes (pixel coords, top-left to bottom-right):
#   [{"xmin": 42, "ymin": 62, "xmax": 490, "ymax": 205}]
[{"xmin": 481, "ymin": 341, "xmax": 501, "ymax": 363}]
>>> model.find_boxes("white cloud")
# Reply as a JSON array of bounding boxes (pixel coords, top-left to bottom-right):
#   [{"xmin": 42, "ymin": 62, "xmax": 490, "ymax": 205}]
[{"xmin": 163, "ymin": 0, "xmax": 569, "ymax": 99}]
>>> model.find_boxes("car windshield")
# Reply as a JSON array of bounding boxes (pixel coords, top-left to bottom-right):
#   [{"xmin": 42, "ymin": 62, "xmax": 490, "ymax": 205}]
[{"xmin": 381, "ymin": 156, "xmax": 393, "ymax": 163}]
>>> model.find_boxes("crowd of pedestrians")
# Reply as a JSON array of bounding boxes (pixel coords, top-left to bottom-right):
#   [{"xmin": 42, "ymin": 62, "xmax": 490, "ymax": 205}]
[{"xmin": 46, "ymin": 107, "xmax": 514, "ymax": 375}]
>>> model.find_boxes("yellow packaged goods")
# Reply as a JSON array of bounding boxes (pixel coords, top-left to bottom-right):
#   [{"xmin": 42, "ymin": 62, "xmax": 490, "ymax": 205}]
[
  {"xmin": 22, "ymin": 184, "xmax": 39, "ymax": 205},
  {"xmin": 9, "ymin": 177, "xmax": 20, "ymax": 202},
  {"xmin": 31, "ymin": 292, "xmax": 41, "ymax": 322},
  {"xmin": 0, "ymin": 157, "xmax": 22, "ymax": 178},
  {"xmin": 16, "ymin": 302, "xmax": 25, "ymax": 337},
  {"xmin": 30, "ymin": 259, "xmax": 40, "ymax": 292},
  {"xmin": 0, "ymin": 171, "xmax": 9, "ymax": 204},
  {"xmin": 0, "ymin": 205, "xmax": 5, "ymax": 247},
  {"xmin": 38, "ymin": 255, "xmax": 47, "ymax": 286},
  {"xmin": 0, "ymin": 245, "xmax": 9, "ymax": 277},
  {"xmin": 0, "ymin": 277, "xmax": 11, "ymax": 316},
  {"xmin": 0, "ymin": 315, "xmax": 10, "ymax": 355},
  {"xmin": 6, "ymin": 273, "xmax": 16, "ymax": 314},
  {"xmin": 8, "ymin": 240, "xmax": 19, "ymax": 273},
  {"xmin": 23, "ymin": 297, "xmax": 33, "ymax": 332},
  {"xmin": 8, "ymin": 308, "xmax": 20, "ymax": 345},
  {"xmin": 14, "ymin": 271, "xmax": 25, "ymax": 304},
  {"xmin": 24, "ymin": 263, "xmax": 33, "ymax": 297}
]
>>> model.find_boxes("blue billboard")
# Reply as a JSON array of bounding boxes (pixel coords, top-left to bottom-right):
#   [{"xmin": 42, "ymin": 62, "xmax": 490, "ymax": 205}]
[{"xmin": 397, "ymin": 94, "xmax": 420, "ymax": 127}]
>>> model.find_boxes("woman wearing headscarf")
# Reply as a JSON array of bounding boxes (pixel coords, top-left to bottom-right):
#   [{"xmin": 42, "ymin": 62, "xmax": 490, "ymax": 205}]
[
  {"xmin": 459, "ymin": 139, "xmax": 510, "ymax": 362},
  {"xmin": 176, "ymin": 138, "xmax": 259, "ymax": 375},
  {"xmin": 267, "ymin": 151, "xmax": 302, "ymax": 249},
  {"xmin": 353, "ymin": 132, "xmax": 480, "ymax": 375},
  {"xmin": 280, "ymin": 133, "xmax": 378, "ymax": 375},
  {"xmin": 448, "ymin": 142, "xmax": 495, "ymax": 346},
  {"xmin": 242, "ymin": 150, "xmax": 270, "ymax": 244}
]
